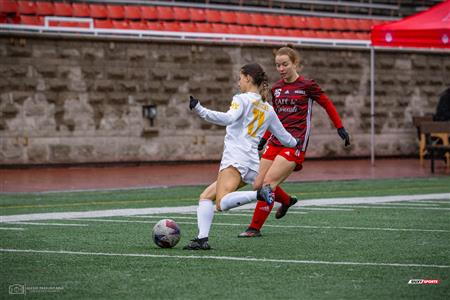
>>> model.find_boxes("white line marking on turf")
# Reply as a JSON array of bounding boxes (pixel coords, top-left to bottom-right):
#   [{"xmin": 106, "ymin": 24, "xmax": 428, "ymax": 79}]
[
  {"xmin": 323, "ymin": 205, "xmax": 450, "ymax": 210},
  {"xmin": 0, "ymin": 227, "xmax": 25, "ymax": 231},
  {"xmin": 6, "ymin": 222, "xmax": 88, "ymax": 227},
  {"xmin": 0, "ymin": 248, "xmax": 448, "ymax": 269},
  {"xmin": 294, "ymin": 207, "xmax": 354, "ymax": 211},
  {"xmin": 1, "ymin": 193, "xmax": 448, "ymax": 223},
  {"xmin": 371, "ymin": 203, "xmax": 440, "ymax": 207},
  {"xmin": 68, "ymin": 218, "xmax": 450, "ymax": 233}
]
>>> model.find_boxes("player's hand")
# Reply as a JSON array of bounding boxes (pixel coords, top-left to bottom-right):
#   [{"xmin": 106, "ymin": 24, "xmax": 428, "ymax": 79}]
[
  {"xmin": 257, "ymin": 138, "xmax": 267, "ymax": 151},
  {"xmin": 189, "ymin": 95, "xmax": 199, "ymax": 110},
  {"xmin": 337, "ymin": 127, "xmax": 350, "ymax": 147}
]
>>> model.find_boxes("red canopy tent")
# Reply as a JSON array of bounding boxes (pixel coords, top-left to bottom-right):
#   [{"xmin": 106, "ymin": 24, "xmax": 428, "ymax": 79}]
[{"xmin": 371, "ymin": 0, "xmax": 450, "ymax": 49}]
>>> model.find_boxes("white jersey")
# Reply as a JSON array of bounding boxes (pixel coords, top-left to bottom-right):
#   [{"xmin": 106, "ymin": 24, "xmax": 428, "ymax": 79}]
[{"xmin": 194, "ymin": 92, "xmax": 297, "ymax": 175}]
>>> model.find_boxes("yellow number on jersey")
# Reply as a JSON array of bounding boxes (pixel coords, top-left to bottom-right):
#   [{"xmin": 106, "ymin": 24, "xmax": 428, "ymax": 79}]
[{"xmin": 247, "ymin": 108, "xmax": 265, "ymax": 137}]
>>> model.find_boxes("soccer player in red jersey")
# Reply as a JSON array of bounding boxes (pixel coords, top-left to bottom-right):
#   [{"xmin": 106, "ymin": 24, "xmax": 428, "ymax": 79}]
[{"xmin": 238, "ymin": 45, "xmax": 350, "ymax": 237}]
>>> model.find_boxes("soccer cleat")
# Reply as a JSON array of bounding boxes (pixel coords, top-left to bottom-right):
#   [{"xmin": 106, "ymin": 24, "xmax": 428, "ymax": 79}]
[
  {"xmin": 182, "ymin": 237, "xmax": 211, "ymax": 250},
  {"xmin": 257, "ymin": 185, "xmax": 274, "ymax": 206},
  {"xmin": 237, "ymin": 228, "xmax": 262, "ymax": 238},
  {"xmin": 275, "ymin": 196, "xmax": 298, "ymax": 219}
]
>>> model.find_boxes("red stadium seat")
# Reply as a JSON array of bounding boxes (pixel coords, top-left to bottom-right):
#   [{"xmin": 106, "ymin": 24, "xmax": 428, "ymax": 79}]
[
  {"xmin": 94, "ymin": 19, "xmax": 113, "ymax": 28},
  {"xmin": 54, "ymin": 2, "xmax": 72, "ymax": 17},
  {"xmin": 227, "ymin": 24, "xmax": 245, "ymax": 34},
  {"xmin": 356, "ymin": 32, "xmax": 370, "ymax": 40},
  {"xmin": 345, "ymin": 18, "xmax": 359, "ymax": 31},
  {"xmin": 210, "ymin": 23, "xmax": 227, "ymax": 33},
  {"xmin": 291, "ymin": 15, "xmax": 308, "ymax": 29},
  {"xmin": 157, "ymin": 6, "xmax": 174, "ymax": 21},
  {"xmin": 36, "ymin": 2, "xmax": 54, "ymax": 16},
  {"xmin": 141, "ymin": 6, "xmax": 157, "ymax": 20},
  {"xmin": 107, "ymin": 5, "xmax": 124, "ymax": 19},
  {"xmin": 235, "ymin": 12, "xmax": 251, "ymax": 25},
  {"xmin": 341, "ymin": 31, "xmax": 358, "ymax": 39},
  {"xmin": 358, "ymin": 19, "xmax": 373, "ymax": 31},
  {"xmin": 220, "ymin": 11, "xmax": 236, "ymax": 24},
  {"xmin": 205, "ymin": 9, "xmax": 221, "ymax": 23},
  {"xmin": 73, "ymin": 3, "xmax": 89, "ymax": 17},
  {"xmin": 124, "ymin": 6, "xmax": 140, "ymax": 20},
  {"xmin": 279, "ymin": 15, "xmax": 295, "ymax": 29},
  {"xmin": 112, "ymin": 20, "xmax": 129, "ymax": 29},
  {"xmin": 173, "ymin": 7, "xmax": 189, "ymax": 21},
  {"xmin": 17, "ymin": 1, "xmax": 35, "ymax": 15},
  {"xmin": 250, "ymin": 13, "xmax": 265, "ymax": 26},
  {"xmin": 128, "ymin": 21, "xmax": 147, "ymax": 30},
  {"xmin": 243, "ymin": 26, "xmax": 259, "ymax": 35},
  {"xmin": 0, "ymin": 0, "xmax": 17, "ymax": 14},
  {"xmin": 315, "ymin": 30, "xmax": 332, "ymax": 39},
  {"xmin": 328, "ymin": 31, "xmax": 345, "ymax": 39},
  {"xmin": 286, "ymin": 29, "xmax": 304, "ymax": 37},
  {"xmin": 146, "ymin": 21, "xmax": 161, "ymax": 30},
  {"xmin": 306, "ymin": 17, "xmax": 321, "ymax": 30},
  {"xmin": 301, "ymin": 30, "xmax": 317, "ymax": 38},
  {"xmin": 273, "ymin": 28, "xmax": 288, "ymax": 36},
  {"xmin": 333, "ymin": 18, "xmax": 348, "ymax": 31},
  {"xmin": 258, "ymin": 27, "xmax": 274, "ymax": 36},
  {"xmin": 20, "ymin": 15, "xmax": 43, "ymax": 25},
  {"xmin": 90, "ymin": 4, "xmax": 107, "ymax": 19},
  {"xmin": 319, "ymin": 17, "xmax": 335, "ymax": 30},
  {"xmin": 179, "ymin": 22, "xmax": 195, "ymax": 32},
  {"xmin": 196, "ymin": 22, "xmax": 213, "ymax": 33},
  {"xmin": 160, "ymin": 21, "xmax": 181, "ymax": 31},
  {"xmin": 189, "ymin": 8, "xmax": 205, "ymax": 22},
  {"xmin": 264, "ymin": 14, "xmax": 279, "ymax": 28}
]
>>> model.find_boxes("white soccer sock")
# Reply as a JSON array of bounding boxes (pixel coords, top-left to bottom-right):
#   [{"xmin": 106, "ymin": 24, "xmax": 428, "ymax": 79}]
[
  {"xmin": 220, "ymin": 191, "xmax": 258, "ymax": 211},
  {"xmin": 197, "ymin": 199, "xmax": 215, "ymax": 239}
]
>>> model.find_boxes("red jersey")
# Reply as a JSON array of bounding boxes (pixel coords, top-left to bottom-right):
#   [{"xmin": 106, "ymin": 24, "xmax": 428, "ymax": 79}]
[{"xmin": 266, "ymin": 76, "xmax": 343, "ymax": 151}]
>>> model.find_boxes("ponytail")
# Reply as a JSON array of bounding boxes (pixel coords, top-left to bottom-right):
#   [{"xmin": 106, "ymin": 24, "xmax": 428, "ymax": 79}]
[{"xmin": 240, "ymin": 63, "xmax": 270, "ymax": 102}]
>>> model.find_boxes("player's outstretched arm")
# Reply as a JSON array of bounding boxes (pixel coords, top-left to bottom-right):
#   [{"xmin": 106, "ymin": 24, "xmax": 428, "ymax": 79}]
[
  {"xmin": 189, "ymin": 95, "xmax": 244, "ymax": 126},
  {"xmin": 267, "ymin": 111, "xmax": 297, "ymax": 148}
]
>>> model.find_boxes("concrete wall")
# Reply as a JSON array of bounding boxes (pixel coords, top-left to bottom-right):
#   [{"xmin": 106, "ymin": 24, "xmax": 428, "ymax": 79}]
[{"xmin": 0, "ymin": 35, "xmax": 449, "ymax": 165}]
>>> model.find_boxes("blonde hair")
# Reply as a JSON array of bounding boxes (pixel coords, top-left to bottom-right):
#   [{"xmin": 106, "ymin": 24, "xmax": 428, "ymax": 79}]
[{"xmin": 275, "ymin": 44, "xmax": 301, "ymax": 67}]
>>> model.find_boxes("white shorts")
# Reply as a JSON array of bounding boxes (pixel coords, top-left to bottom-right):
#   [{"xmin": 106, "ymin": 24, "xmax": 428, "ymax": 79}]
[{"xmin": 219, "ymin": 161, "xmax": 258, "ymax": 184}]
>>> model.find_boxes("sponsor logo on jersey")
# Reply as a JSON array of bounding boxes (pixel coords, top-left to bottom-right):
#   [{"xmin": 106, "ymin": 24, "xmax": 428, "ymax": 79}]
[
  {"xmin": 274, "ymin": 88, "xmax": 282, "ymax": 97},
  {"xmin": 284, "ymin": 90, "xmax": 290, "ymax": 95},
  {"xmin": 230, "ymin": 102, "xmax": 240, "ymax": 110},
  {"xmin": 295, "ymin": 90, "xmax": 306, "ymax": 95}
]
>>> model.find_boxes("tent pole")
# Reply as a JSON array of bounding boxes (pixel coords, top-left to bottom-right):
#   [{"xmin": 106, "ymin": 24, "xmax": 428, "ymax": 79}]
[{"xmin": 370, "ymin": 46, "xmax": 375, "ymax": 166}]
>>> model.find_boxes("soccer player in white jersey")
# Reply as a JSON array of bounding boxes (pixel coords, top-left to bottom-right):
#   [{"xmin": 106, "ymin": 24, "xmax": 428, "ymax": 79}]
[{"xmin": 183, "ymin": 63, "xmax": 300, "ymax": 250}]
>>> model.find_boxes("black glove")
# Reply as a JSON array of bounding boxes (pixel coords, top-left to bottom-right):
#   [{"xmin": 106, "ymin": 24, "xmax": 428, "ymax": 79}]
[
  {"xmin": 337, "ymin": 127, "xmax": 350, "ymax": 147},
  {"xmin": 189, "ymin": 95, "xmax": 199, "ymax": 110},
  {"xmin": 257, "ymin": 138, "xmax": 267, "ymax": 151}
]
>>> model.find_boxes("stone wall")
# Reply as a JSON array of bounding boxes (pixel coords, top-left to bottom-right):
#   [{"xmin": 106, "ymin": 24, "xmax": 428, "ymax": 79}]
[{"xmin": 0, "ymin": 35, "xmax": 449, "ymax": 165}]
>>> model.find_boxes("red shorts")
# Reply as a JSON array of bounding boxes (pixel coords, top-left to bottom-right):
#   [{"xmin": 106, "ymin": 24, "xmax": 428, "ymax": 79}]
[{"xmin": 261, "ymin": 144, "xmax": 305, "ymax": 171}]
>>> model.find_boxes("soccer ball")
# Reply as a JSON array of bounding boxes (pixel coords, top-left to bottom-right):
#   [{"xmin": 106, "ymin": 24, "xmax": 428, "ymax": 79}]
[{"xmin": 152, "ymin": 219, "xmax": 181, "ymax": 248}]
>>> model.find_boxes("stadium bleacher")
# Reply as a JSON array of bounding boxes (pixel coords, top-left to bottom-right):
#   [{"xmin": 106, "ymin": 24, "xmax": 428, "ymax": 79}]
[{"xmin": 0, "ymin": 0, "xmax": 443, "ymax": 41}]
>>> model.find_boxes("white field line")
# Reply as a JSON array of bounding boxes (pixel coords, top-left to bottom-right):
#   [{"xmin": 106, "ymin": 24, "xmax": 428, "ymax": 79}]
[
  {"xmin": 409, "ymin": 200, "xmax": 450, "ymax": 205},
  {"xmin": 370, "ymin": 202, "xmax": 440, "ymax": 207},
  {"xmin": 1, "ymin": 193, "xmax": 449, "ymax": 223},
  {"xmin": 322, "ymin": 205, "xmax": 450, "ymax": 210},
  {"xmin": 6, "ymin": 222, "xmax": 88, "ymax": 227},
  {"xmin": 0, "ymin": 227, "xmax": 25, "ymax": 231},
  {"xmin": 0, "ymin": 248, "xmax": 448, "ymax": 269},
  {"xmin": 294, "ymin": 207, "xmax": 354, "ymax": 211},
  {"xmin": 68, "ymin": 218, "xmax": 450, "ymax": 233}
]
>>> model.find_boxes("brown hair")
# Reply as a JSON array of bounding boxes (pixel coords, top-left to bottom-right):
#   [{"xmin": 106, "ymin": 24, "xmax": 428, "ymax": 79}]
[
  {"xmin": 240, "ymin": 63, "xmax": 270, "ymax": 102},
  {"xmin": 275, "ymin": 44, "xmax": 301, "ymax": 66}
]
